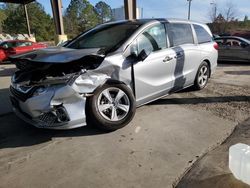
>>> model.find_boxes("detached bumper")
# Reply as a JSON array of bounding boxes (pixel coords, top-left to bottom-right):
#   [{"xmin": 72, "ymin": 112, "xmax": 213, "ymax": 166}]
[{"xmin": 10, "ymin": 85, "xmax": 87, "ymax": 130}]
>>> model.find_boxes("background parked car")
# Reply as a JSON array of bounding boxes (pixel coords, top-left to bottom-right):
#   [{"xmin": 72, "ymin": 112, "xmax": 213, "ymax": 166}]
[
  {"xmin": 214, "ymin": 36, "xmax": 250, "ymax": 62},
  {"xmin": 0, "ymin": 40, "xmax": 47, "ymax": 62},
  {"xmin": 0, "ymin": 48, "xmax": 7, "ymax": 62}
]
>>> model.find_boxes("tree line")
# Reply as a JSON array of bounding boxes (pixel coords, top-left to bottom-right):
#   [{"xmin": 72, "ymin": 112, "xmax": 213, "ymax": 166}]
[
  {"xmin": 0, "ymin": 0, "xmax": 112, "ymax": 41},
  {"xmin": 0, "ymin": 0, "xmax": 249, "ymax": 41},
  {"xmin": 208, "ymin": 1, "xmax": 250, "ymax": 36}
]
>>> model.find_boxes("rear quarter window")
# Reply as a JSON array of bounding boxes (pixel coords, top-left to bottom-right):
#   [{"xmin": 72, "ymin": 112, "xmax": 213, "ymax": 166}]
[
  {"xmin": 168, "ymin": 23, "xmax": 194, "ymax": 47},
  {"xmin": 194, "ymin": 24, "xmax": 212, "ymax": 44}
]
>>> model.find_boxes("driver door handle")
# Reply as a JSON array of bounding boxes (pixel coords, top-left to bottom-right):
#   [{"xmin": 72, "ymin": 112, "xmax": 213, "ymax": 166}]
[{"xmin": 163, "ymin": 56, "xmax": 173, "ymax": 62}]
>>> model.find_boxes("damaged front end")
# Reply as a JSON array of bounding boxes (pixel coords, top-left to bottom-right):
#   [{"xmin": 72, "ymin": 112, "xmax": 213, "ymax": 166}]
[{"xmin": 9, "ymin": 47, "xmax": 109, "ymax": 129}]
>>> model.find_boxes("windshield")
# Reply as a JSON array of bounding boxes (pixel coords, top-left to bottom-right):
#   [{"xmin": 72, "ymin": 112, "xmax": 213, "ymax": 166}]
[
  {"xmin": 66, "ymin": 23, "xmax": 140, "ymax": 54},
  {"xmin": 0, "ymin": 42, "xmax": 8, "ymax": 48},
  {"xmin": 0, "ymin": 41, "xmax": 16, "ymax": 48}
]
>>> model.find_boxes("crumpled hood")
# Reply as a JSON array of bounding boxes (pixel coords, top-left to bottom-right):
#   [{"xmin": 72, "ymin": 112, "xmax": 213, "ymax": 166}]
[{"xmin": 9, "ymin": 47, "xmax": 102, "ymax": 63}]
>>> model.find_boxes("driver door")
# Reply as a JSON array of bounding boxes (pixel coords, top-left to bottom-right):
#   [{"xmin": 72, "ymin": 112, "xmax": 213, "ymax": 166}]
[{"xmin": 133, "ymin": 23, "xmax": 177, "ymax": 105}]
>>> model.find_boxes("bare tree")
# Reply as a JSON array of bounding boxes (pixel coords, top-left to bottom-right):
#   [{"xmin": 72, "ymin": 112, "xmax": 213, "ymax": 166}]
[
  {"xmin": 222, "ymin": 1, "xmax": 238, "ymax": 33},
  {"xmin": 223, "ymin": 1, "xmax": 237, "ymax": 22},
  {"xmin": 208, "ymin": 0, "xmax": 238, "ymax": 34}
]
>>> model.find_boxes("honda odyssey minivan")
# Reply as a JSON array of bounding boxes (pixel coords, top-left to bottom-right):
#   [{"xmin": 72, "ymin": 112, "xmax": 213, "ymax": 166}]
[{"xmin": 10, "ymin": 19, "xmax": 218, "ymax": 131}]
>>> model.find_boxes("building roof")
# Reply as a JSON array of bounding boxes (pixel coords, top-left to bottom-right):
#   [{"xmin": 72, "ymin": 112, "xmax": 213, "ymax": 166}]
[{"xmin": 0, "ymin": 0, "xmax": 34, "ymax": 4}]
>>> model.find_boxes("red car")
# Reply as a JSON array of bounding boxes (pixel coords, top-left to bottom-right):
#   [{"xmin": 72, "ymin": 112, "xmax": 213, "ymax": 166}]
[{"xmin": 0, "ymin": 40, "xmax": 47, "ymax": 62}]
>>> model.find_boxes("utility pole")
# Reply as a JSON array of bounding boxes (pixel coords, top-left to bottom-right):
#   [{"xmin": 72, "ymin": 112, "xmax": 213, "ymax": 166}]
[
  {"xmin": 187, "ymin": 0, "xmax": 192, "ymax": 20},
  {"xmin": 23, "ymin": 4, "xmax": 31, "ymax": 36},
  {"xmin": 210, "ymin": 2, "xmax": 217, "ymax": 22}
]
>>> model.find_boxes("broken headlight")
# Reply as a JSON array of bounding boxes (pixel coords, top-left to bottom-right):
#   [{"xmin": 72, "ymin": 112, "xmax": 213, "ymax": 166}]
[{"xmin": 74, "ymin": 72, "xmax": 109, "ymax": 87}]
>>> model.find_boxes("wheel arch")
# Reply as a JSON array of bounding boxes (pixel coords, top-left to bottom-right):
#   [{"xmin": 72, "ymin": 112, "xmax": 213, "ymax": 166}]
[
  {"xmin": 105, "ymin": 79, "xmax": 127, "ymax": 85},
  {"xmin": 93, "ymin": 79, "xmax": 135, "ymax": 97}
]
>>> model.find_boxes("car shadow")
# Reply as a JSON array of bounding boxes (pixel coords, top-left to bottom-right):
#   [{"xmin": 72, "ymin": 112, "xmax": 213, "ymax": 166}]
[
  {"xmin": 0, "ymin": 87, "xmax": 107, "ymax": 149},
  {"xmin": 0, "ymin": 88, "xmax": 12, "ymax": 115},
  {"xmin": 150, "ymin": 95, "xmax": 250, "ymax": 105},
  {"xmin": 0, "ymin": 113, "xmax": 106, "ymax": 149},
  {"xmin": 218, "ymin": 61, "xmax": 250, "ymax": 66},
  {"xmin": 224, "ymin": 70, "xmax": 250, "ymax": 76}
]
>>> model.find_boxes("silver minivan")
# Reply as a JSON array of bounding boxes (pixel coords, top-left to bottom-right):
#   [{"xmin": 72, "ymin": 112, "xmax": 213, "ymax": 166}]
[{"xmin": 10, "ymin": 19, "xmax": 218, "ymax": 131}]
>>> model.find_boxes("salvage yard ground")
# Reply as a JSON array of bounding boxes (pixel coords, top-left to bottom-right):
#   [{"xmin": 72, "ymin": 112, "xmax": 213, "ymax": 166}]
[{"xmin": 0, "ymin": 62, "xmax": 249, "ymax": 188}]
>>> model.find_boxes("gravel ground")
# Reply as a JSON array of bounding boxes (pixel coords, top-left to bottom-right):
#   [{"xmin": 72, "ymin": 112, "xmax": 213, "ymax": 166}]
[
  {"xmin": 177, "ymin": 82, "xmax": 250, "ymax": 123},
  {"xmin": 166, "ymin": 63, "xmax": 250, "ymax": 124}
]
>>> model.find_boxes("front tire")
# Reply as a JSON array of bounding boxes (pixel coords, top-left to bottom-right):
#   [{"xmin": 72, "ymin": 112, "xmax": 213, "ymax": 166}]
[
  {"xmin": 194, "ymin": 61, "xmax": 210, "ymax": 90},
  {"xmin": 87, "ymin": 83, "xmax": 136, "ymax": 131}
]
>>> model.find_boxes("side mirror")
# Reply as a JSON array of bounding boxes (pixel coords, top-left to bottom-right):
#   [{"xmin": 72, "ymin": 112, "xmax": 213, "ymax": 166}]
[
  {"xmin": 138, "ymin": 49, "xmax": 149, "ymax": 61},
  {"xmin": 130, "ymin": 44, "xmax": 138, "ymax": 57},
  {"xmin": 124, "ymin": 43, "xmax": 138, "ymax": 59}
]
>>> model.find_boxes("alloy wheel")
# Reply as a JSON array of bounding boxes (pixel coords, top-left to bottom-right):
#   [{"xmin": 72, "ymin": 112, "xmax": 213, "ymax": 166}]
[
  {"xmin": 198, "ymin": 65, "xmax": 209, "ymax": 87},
  {"xmin": 97, "ymin": 87, "xmax": 130, "ymax": 122}
]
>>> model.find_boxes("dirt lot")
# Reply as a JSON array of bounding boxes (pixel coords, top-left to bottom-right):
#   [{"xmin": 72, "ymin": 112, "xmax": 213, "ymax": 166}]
[
  {"xmin": 0, "ymin": 62, "xmax": 249, "ymax": 188},
  {"xmin": 165, "ymin": 63, "xmax": 250, "ymax": 124}
]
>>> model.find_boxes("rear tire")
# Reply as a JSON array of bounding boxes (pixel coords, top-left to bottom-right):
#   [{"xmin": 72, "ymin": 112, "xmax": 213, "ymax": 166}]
[
  {"xmin": 194, "ymin": 61, "xmax": 210, "ymax": 90},
  {"xmin": 87, "ymin": 83, "xmax": 136, "ymax": 131}
]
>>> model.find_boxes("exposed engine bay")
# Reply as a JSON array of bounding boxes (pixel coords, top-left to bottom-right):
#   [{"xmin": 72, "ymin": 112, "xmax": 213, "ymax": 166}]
[{"xmin": 12, "ymin": 54, "xmax": 104, "ymax": 86}]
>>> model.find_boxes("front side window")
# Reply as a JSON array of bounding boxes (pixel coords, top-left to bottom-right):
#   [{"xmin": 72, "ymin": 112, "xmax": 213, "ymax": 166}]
[
  {"xmin": 7, "ymin": 42, "xmax": 16, "ymax": 48},
  {"xmin": 16, "ymin": 42, "xmax": 26, "ymax": 47},
  {"xmin": 137, "ymin": 23, "xmax": 167, "ymax": 54},
  {"xmin": 67, "ymin": 23, "xmax": 140, "ymax": 54},
  {"xmin": 194, "ymin": 24, "xmax": 212, "ymax": 44},
  {"xmin": 168, "ymin": 23, "xmax": 194, "ymax": 46},
  {"xmin": 24, "ymin": 42, "xmax": 32, "ymax": 46}
]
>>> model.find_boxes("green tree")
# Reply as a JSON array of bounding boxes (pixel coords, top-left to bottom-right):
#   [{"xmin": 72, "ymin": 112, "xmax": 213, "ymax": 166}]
[
  {"xmin": 244, "ymin": 15, "xmax": 248, "ymax": 22},
  {"xmin": 2, "ymin": 2, "xmax": 54, "ymax": 41},
  {"xmin": 95, "ymin": 1, "xmax": 112, "ymax": 23},
  {"xmin": 64, "ymin": 0, "xmax": 99, "ymax": 38},
  {"xmin": 0, "ymin": 9, "xmax": 7, "ymax": 33}
]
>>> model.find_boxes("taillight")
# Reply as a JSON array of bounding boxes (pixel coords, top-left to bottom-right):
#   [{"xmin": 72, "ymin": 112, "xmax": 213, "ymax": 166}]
[{"xmin": 213, "ymin": 42, "xmax": 219, "ymax": 50}]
